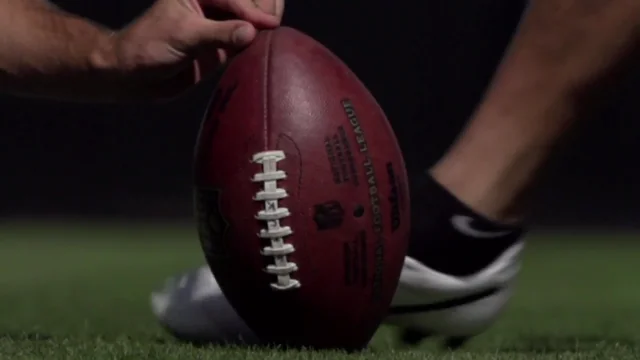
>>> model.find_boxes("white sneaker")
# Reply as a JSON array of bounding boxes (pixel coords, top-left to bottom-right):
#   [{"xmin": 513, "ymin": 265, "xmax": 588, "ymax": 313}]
[
  {"xmin": 151, "ymin": 241, "xmax": 523, "ymax": 346},
  {"xmin": 150, "ymin": 265, "xmax": 258, "ymax": 344},
  {"xmin": 386, "ymin": 241, "xmax": 524, "ymax": 346}
]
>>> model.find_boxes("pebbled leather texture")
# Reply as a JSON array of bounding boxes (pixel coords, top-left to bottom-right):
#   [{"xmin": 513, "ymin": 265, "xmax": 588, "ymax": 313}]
[{"xmin": 193, "ymin": 27, "xmax": 411, "ymax": 350}]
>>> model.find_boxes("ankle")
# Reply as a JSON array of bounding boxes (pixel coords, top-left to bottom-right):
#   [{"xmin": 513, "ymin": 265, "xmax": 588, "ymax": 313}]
[{"xmin": 429, "ymin": 151, "xmax": 536, "ymax": 222}]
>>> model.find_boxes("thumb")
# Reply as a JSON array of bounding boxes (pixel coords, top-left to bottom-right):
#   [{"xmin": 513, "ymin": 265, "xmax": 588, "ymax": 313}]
[{"xmin": 181, "ymin": 19, "xmax": 257, "ymax": 54}]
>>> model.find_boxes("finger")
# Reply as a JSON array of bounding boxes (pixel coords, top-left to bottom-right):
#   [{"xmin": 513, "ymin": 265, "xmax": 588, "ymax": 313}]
[
  {"xmin": 255, "ymin": 0, "xmax": 284, "ymax": 20},
  {"xmin": 251, "ymin": 0, "xmax": 284, "ymax": 20},
  {"xmin": 273, "ymin": 0, "xmax": 285, "ymax": 20},
  {"xmin": 200, "ymin": 0, "xmax": 281, "ymax": 28},
  {"xmin": 193, "ymin": 48, "xmax": 227, "ymax": 83},
  {"xmin": 157, "ymin": 49, "xmax": 225, "ymax": 99},
  {"xmin": 186, "ymin": 20, "xmax": 254, "ymax": 81},
  {"xmin": 183, "ymin": 19, "xmax": 257, "ymax": 52}
]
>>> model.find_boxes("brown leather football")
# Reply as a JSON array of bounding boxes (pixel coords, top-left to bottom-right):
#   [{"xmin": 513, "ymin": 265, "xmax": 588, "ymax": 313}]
[{"xmin": 193, "ymin": 27, "xmax": 410, "ymax": 350}]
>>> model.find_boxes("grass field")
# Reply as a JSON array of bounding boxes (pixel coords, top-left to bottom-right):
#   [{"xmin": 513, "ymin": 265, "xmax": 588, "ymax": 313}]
[{"xmin": 1, "ymin": 221, "xmax": 640, "ymax": 359}]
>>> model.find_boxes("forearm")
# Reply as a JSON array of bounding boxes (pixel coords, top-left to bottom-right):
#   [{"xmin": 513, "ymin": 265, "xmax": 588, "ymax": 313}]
[
  {"xmin": 0, "ymin": 0, "xmax": 119, "ymax": 101},
  {"xmin": 433, "ymin": 0, "xmax": 640, "ymax": 219},
  {"xmin": 472, "ymin": 0, "xmax": 640, "ymax": 144}
]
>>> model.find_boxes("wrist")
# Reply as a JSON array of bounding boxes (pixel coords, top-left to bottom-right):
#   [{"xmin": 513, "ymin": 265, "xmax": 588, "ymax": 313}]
[{"xmin": 87, "ymin": 30, "xmax": 150, "ymax": 101}]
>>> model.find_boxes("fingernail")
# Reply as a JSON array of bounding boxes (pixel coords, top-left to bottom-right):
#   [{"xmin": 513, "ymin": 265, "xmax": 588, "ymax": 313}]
[{"xmin": 233, "ymin": 25, "xmax": 255, "ymax": 44}]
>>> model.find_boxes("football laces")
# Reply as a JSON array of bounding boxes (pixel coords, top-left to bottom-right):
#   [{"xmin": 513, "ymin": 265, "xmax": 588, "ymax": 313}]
[{"xmin": 252, "ymin": 150, "xmax": 300, "ymax": 291}]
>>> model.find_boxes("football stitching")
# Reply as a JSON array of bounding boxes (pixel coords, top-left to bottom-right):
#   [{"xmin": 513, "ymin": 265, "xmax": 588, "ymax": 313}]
[{"xmin": 251, "ymin": 150, "xmax": 300, "ymax": 291}]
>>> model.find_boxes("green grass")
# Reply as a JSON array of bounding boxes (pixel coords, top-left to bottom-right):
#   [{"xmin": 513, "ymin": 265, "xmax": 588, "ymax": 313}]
[{"xmin": 1, "ymin": 221, "xmax": 640, "ymax": 359}]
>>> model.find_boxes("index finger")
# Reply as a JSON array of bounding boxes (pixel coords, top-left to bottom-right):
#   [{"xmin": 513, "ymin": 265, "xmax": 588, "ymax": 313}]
[{"xmin": 199, "ymin": 0, "xmax": 281, "ymax": 28}]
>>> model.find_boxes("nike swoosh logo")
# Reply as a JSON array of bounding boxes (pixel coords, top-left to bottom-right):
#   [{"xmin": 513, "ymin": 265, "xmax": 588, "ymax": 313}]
[
  {"xmin": 451, "ymin": 215, "xmax": 512, "ymax": 238},
  {"xmin": 388, "ymin": 287, "xmax": 500, "ymax": 314}
]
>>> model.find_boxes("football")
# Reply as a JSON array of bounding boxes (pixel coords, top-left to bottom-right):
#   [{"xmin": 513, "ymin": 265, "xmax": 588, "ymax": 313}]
[{"xmin": 193, "ymin": 27, "xmax": 410, "ymax": 350}]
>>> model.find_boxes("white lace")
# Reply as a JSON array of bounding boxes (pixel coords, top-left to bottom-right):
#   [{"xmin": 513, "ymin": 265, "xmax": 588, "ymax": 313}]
[{"xmin": 251, "ymin": 150, "xmax": 300, "ymax": 290}]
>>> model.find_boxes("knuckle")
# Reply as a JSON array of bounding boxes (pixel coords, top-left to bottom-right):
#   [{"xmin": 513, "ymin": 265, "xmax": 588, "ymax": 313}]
[{"xmin": 171, "ymin": 17, "xmax": 196, "ymax": 43}]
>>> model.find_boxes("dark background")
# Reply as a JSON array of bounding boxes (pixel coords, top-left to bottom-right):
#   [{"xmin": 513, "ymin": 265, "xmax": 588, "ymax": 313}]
[{"xmin": 3, "ymin": 0, "xmax": 640, "ymax": 227}]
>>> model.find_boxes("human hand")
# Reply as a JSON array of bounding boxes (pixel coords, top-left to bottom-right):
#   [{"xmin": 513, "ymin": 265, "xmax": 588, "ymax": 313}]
[{"xmin": 109, "ymin": 0, "xmax": 284, "ymax": 99}]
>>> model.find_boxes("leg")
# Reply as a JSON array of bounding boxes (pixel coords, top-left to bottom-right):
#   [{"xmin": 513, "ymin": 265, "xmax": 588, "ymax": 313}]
[
  {"xmin": 153, "ymin": 0, "xmax": 640, "ymax": 346},
  {"xmin": 434, "ymin": 0, "xmax": 640, "ymax": 221},
  {"xmin": 389, "ymin": 0, "xmax": 640, "ymax": 345}
]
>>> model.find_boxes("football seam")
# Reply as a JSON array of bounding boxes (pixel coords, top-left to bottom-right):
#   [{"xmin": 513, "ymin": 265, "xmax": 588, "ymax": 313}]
[
  {"xmin": 261, "ymin": 26, "xmax": 271, "ymax": 150},
  {"xmin": 250, "ymin": 32, "xmax": 300, "ymax": 291}
]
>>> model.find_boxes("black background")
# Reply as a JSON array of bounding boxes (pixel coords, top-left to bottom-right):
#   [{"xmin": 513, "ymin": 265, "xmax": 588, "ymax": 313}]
[{"xmin": 3, "ymin": 0, "xmax": 640, "ymax": 227}]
